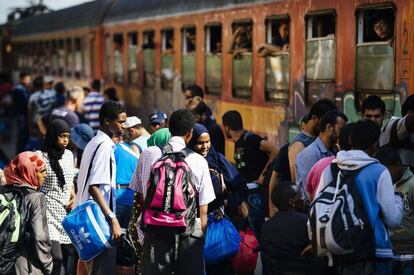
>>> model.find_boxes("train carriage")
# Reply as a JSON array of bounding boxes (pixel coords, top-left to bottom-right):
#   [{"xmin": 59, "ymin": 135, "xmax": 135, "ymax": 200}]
[{"xmin": 10, "ymin": 0, "xmax": 414, "ymax": 158}]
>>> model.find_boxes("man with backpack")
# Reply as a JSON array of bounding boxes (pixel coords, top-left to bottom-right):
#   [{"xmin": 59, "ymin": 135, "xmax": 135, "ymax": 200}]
[
  {"xmin": 139, "ymin": 109, "xmax": 215, "ymax": 275},
  {"xmin": 222, "ymin": 110, "xmax": 277, "ymax": 235},
  {"xmin": 311, "ymin": 120, "xmax": 403, "ymax": 274}
]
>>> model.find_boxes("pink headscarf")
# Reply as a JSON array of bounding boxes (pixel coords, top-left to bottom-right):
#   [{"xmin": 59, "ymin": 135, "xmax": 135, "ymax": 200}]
[{"xmin": 3, "ymin": 152, "xmax": 46, "ymax": 188}]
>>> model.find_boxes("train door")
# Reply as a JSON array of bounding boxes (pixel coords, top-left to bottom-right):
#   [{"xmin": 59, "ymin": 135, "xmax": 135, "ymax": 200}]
[
  {"xmin": 161, "ymin": 28, "xmax": 174, "ymax": 90},
  {"xmin": 182, "ymin": 26, "xmax": 196, "ymax": 89},
  {"xmin": 263, "ymin": 16, "xmax": 290, "ymax": 104},
  {"xmin": 143, "ymin": 30, "xmax": 155, "ymax": 89},
  {"xmin": 230, "ymin": 20, "xmax": 253, "ymax": 99},
  {"xmin": 355, "ymin": 6, "xmax": 397, "ymax": 116},
  {"xmin": 205, "ymin": 23, "xmax": 222, "ymax": 96},
  {"xmin": 127, "ymin": 32, "xmax": 138, "ymax": 85},
  {"xmin": 305, "ymin": 12, "xmax": 336, "ymax": 105}
]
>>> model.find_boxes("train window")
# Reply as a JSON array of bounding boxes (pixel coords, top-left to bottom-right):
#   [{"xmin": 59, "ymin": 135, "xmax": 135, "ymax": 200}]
[
  {"xmin": 262, "ymin": 17, "xmax": 290, "ymax": 104},
  {"xmin": 161, "ymin": 29, "xmax": 174, "ymax": 90},
  {"xmin": 231, "ymin": 21, "xmax": 253, "ymax": 99},
  {"xmin": 58, "ymin": 39, "xmax": 64, "ymax": 77},
  {"xmin": 143, "ymin": 30, "xmax": 155, "ymax": 88},
  {"xmin": 66, "ymin": 38, "xmax": 73, "ymax": 78},
  {"xmin": 128, "ymin": 32, "xmax": 138, "ymax": 85},
  {"xmin": 113, "ymin": 33, "xmax": 124, "ymax": 84},
  {"xmin": 356, "ymin": 7, "xmax": 395, "ymax": 101},
  {"xmin": 105, "ymin": 34, "xmax": 111, "ymax": 82},
  {"xmin": 74, "ymin": 38, "xmax": 82, "ymax": 79},
  {"xmin": 51, "ymin": 40, "xmax": 58, "ymax": 75},
  {"xmin": 205, "ymin": 24, "xmax": 222, "ymax": 95},
  {"xmin": 82, "ymin": 37, "xmax": 89, "ymax": 79},
  {"xmin": 305, "ymin": 12, "xmax": 336, "ymax": 105},
  {"xmin": 44, "ymin": 41, "xmax": 51, "ymax": 74},
  {"xmin": 182, "ymin": 26, "xmax": 196, "ymax": 88}
]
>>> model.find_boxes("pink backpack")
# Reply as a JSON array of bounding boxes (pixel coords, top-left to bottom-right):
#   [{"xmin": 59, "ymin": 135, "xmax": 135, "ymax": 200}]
[{"xmin": 141, "ymin": 145, "xmax": 197, "ymax": 235}]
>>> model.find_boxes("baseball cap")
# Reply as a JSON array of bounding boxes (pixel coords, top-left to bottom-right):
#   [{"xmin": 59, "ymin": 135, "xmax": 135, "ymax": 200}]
[
  {"xmin": 44, "ymin": 75, "xmax": 54, "ymax": 84},
  {"xmin": 70, "ymin": 123, "xmax": 94, "ymax": 150},
  {"xmin": 124, "ymin": 116, "xmax": 142, "ymax": 128},
  {"xmin": 149, "ymin": 111, "xmax": 167, "ymax": 125}
]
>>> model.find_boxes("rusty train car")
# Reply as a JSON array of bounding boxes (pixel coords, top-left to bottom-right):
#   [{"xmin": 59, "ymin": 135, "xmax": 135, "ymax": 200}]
[{"xmin": 10, "ymin": 0, "xmax": 414, "ymax": 155}]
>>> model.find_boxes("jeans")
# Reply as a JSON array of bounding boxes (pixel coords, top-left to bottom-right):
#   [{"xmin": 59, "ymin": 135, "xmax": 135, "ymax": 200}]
[
  {"xmin": 116, "ymin": 204, "xmax": 133, "ymax": 229},
  {"xmin": 246, "ymin": 189, "xmax": 265, "ymax": 237}
]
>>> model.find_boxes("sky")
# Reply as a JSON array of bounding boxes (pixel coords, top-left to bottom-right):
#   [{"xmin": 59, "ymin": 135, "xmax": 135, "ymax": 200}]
[{"xmin": 0, "ymin": 0, "xmax": 92, "ymax": 24}]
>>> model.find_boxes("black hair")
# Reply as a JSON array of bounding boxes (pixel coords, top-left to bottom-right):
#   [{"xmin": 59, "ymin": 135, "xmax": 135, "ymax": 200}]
[
  {"xmin": 32, "ymin": 76, "xmax": 44, "ymax": 91},
  {"xmin": 361, "ymin": 95, "xmax": 385, "ymax": 115},
  {"xmin": 19, "ymin": 71, "xmax": 30, "ymax": 79},
  {"xmin": 99, "ymin": 100, "xmax": 126, "ymax": 125},
  {"xmin": 350, "ymin": 120, "xmax": 380, "ymax": 150},
  {"xmin": 91, "ymin": 79, "xmax": 101, "ymax": 91},
  {"xmin": 338, "ymin": 122, "xmax": 355, "ymax": 151},
  {"xmin": 308, "ymin": 98, "xmax": 337, "ymax": 119},
  {"xmin": 402, "ymin": 94, "xmax": 414, "ymax": 116},
  {"xmin": 271, "ymin": 181, "xmax": 297, "ymax": 211},
  {"xmin": 192, "ymin": 101, "xmax": 212, "ymax": 117},
  {"xmin": 169, "ymin": 109, "xmax": 195, "ymax": 136},
  {"xmin": 186, "ymin": 84, "xmax": 204, "ymax": 99},
  {"xmin": 319, "ymin": 110, "xmax": 346, "ymax": 132},
  {"xmin": 54, "ymin": 82, "xmax": 65, "ymax": 95},
  {"xmin": 104, "ymin": 87, "xmax": 119, "ymax": 102},
  {"xmin": 222, "ymin": 110, "xmax": 243, "ymax": 131},
  {"xmin": 376, "ymin": 146, "xmax": 401, "ymax": 167}
]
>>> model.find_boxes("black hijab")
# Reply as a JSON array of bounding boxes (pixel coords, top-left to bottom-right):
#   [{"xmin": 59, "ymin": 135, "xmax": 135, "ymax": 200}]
[{"xmin": 41, "ymin": 119, "xmax": 70, "ymax": 188}]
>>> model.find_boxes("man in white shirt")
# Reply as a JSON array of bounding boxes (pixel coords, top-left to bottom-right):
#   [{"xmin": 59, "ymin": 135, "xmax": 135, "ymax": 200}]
[
  {"xmin": 138, "ymin": 109, "xmax": 215, "ymax": 275},
  {"xmin": 76, "ymin": 100, "xmax": 126, "ymax": 275}
]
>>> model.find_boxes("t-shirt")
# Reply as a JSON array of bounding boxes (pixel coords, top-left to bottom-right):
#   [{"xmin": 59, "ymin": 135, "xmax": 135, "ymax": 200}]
[
  {"xmin": 234, "ymin": 131, "xmax": 268, "ymax": 182},
  {"xmin": 49, "ymin": 106, "xmax": 79, "ymax": 128},
  {"xmin": 28, "ymin": 89, "xmax": 57, "ymax": 124},
  {"xmin": 260, "ymin": 211, "xmax": 309, "ymax": 259},
  {"xmin": 272, "ymin": 143, "xmax": 291, "ymax": 182},
  {"xmin": 82, "ymin": 91, "xmax": 105, "ymax": 133},
  {"xmin": 114, "ymin": 143, "xmax": 138, "ymax": 206},
  {"xmin": 132, "ymin": 135, "xmax": 150, "ymax": 152}
]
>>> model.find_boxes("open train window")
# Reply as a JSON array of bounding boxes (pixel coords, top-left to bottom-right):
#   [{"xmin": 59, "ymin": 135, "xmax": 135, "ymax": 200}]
[
  {"xmin": 104, "ymin": 34, "xmax": 111, "ymax": 82},
  {"xmin": 113, "ymin": 33, "xmax": 124, "ymax": 84},
  {"xmin": 143, "ymin": 30, "xmax": 155, "ymax": 88},
  {"xmin": 44, "ymin": 41, "xmax": 51, "ymax": 74},
  {"xmin": 51, "ymin": 40, "xmax": 58, "ymax": 75},
  {"xmin": 58, "ymin": 39, "xmax": 64, "ymax": 77},
  {"xmin": 205, "ymin": 23, "xmax": 222, "ymax": 95},
  {"xmin": 305, "ymin": 12, "xmax": 336, "ymax": 105},
  {"xmin": 355, "ymin": 6, "xmax": 395, "ymax": 113},
  {"xmin": 182, "ymin": 26, "xmax": 196, "ymax": 89},
  {"xmin": 231, "ymin": 20, "xmax": 253, "ymax": 100},
  {"xmin": 66, "ymin": 38, "xmax": 73, "ymax": 78},
  {"xmin": 263, "ymin": 16, "xmax": 290, "ymax": 104},
  {"xmin": 74, "ymin": 38, "xmax": 81, "ymax": 79},
  {"xmin": 128, "ymin": 32, "xmax": 138, "ymax": 85},
  {"xmin": 161, "ymin": 29, "xmax": 174, "ymax": 90}
]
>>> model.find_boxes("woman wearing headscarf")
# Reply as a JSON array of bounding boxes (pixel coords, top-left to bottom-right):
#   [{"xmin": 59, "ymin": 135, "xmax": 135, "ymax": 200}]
[
  {"xmin": 188, "ymin": 124, "xmax": 248, "ymax": 275},
  {"xmin": 39, "ymin": 119, "xmax": 75, "ymax": 275},
  {"xmin": 128, "ymin": 128, "xmax": 172, "ymax": 275},
  {"xmin": 2, "ymin": 152, "xmax": 53, "ymax": 274}
]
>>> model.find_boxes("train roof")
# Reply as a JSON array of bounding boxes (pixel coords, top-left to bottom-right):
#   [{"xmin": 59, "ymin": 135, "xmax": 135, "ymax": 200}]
[
  {"xmin": 104, "ymin": 0, "xmax": 277, "ymax": 25},
  {"xmin": 13, "ymin": 0, "xmax": 113, "ymax": 38}
]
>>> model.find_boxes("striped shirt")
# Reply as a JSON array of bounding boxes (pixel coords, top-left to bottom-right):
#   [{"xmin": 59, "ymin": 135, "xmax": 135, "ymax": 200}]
[
  {"xmin": 82, "ymin": 91, "xmax": 105, "ymax": 133},
  {"xmin": 28, "ymin": 89, "xmax": 57, "ymax": 124}
]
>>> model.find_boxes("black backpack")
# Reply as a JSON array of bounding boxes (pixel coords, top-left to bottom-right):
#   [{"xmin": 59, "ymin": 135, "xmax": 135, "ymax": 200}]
[
  {"xmin": 0, "ymin": 186, "xmax": 27, "ymax": 274},
  {"xmin": 309, "ymin": 163, "xmax": 375, "ymax": 266}
]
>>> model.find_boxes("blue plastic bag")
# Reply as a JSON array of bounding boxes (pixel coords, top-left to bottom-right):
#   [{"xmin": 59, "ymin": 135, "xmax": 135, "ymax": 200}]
[
  {"xmin": 204, "ymin": 216, "xmax": 241, "ymax": 265},
  {"xmin": 62, "ymin": 200, "xmax": 112, "ymax": 261}
]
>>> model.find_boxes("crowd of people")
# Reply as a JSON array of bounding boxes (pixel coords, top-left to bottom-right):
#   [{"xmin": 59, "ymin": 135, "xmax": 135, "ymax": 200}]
[{"xmin": 0, "ymin": 72, "xmax": 414, "ymax": 275}]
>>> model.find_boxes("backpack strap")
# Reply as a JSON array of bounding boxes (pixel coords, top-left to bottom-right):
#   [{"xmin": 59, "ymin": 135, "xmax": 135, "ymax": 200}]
[{"xmin": 80, "ymin": 142, "xmax": 105, "ymax": 200}]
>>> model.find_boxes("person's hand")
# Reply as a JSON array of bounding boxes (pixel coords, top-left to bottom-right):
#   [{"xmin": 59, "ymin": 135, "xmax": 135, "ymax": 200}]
[
  {"xmin": 282, "ymin": 44, "xmax": 289, "ymax": 51},
  {"xmin": 110, "ymin": 218, "xmax": 122, "ymax": 241},
  {"xmin": 256, "ymin": 175, "xmax": 264, "ymax": 185},
  {"xmin": 65, "ymin": 189, "xmax": 76, "ymax": 211},
  {"xmin": 214, "ymin": 208, "xmax": 225, "ymax": 221},
  {"xmin": 300, "ymin": 245, "xmax": 312, "ymax": 256},
  {"xmin": 269, "ymin": 205, "xmax": 278, "ymax": 217}
]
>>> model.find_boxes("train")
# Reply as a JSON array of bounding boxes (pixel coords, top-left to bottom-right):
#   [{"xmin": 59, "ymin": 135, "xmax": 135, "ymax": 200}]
[{"xmin": 8, "ymin": 0, "xmax": 414, "ymax": 157}]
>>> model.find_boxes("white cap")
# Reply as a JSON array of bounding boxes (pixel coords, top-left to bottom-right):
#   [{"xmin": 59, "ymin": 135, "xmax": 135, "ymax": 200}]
[
  {"xmin": 44, "ymin": 75, "xmax": 54, "ymax": 83},
  {"xmin": 124, "ymin": 116, "xmax": 142, "ymax": 128}
]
